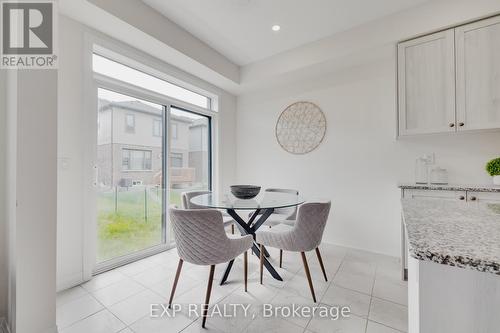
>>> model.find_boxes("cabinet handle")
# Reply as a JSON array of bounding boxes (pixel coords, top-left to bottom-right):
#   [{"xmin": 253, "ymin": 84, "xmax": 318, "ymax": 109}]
[
  {"xmin": 470, "ymin": 196, "xmax": 477, "ymax": 201},
  {"xmin": 449, "ymin": 123, "xmax": 455, "ymax": 128},
  {"xmin": 459, "ymin": 196, "xmax": 465, "ymax": 200},
  {"xmin": 458, "ymin": 122, "xmax": 465, "ymax": 127}
]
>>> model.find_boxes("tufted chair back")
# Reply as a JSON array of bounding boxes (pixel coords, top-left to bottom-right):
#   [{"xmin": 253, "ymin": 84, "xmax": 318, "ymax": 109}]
[
  {"xmin": 292, "ymin": 201, "xmax": 331, "ymax": 251},
  {"xmin": 170, "ymin": 208, "xmax": 233, "ymax": 265},
  {"xmin": 181, "ymin": 190, "xmax": 211, "ymax": 209},
  {"xmin": 266, "ymin": 188, "xmax": 299, "ymax": 219}
]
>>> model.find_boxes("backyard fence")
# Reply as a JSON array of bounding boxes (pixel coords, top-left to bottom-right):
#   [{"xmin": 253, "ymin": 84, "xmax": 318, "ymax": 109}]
[
  {"xmin": 99, "ymin": 185, "xmax": 163, "ymax": 223},
  {"xmin": 98, "ymin": 184, "xmax": 206, "ymax": 223}
]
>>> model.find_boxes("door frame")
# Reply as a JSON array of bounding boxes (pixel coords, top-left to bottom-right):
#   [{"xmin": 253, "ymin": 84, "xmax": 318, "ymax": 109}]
[{"xmin": 82, "ymin": 35, "xmax": 218, "ymax": 277}]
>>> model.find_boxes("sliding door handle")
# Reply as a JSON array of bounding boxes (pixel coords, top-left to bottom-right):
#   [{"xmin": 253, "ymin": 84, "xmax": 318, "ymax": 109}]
[{"xmin": 93, "ymin": 164, "xmax": 98, "ymax": 187}]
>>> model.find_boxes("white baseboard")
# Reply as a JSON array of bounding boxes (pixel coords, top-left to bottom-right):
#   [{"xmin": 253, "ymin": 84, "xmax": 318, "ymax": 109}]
[
  {"xmin": 321, "ymin": 240, "xmax": 400, "ymax": 259},
  {"xmin": 0, "ymin": 318, "xmax": 10, "ymax": 333}
]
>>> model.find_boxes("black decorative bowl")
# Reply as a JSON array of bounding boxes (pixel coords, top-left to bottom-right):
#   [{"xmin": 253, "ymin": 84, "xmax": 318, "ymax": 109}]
[{"xmin": 230, "ymin": 185, "xmax": 261, "ymax": 199}]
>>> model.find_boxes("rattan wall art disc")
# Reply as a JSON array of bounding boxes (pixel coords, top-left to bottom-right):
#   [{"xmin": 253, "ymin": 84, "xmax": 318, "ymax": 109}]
[{"xmin": 275, "ymin": 101, "xmax": 326, "ymax": 154}]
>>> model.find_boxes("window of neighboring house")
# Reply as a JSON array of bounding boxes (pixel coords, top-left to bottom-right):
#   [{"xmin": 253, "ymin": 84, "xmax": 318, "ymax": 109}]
[
  {"xmin": 172, "ymin": 123, "xmax": 178, "ymax": 140},
  {"xmin": 125, "ymin": 114, "xmax": 135, "ymax": 133},
  {"xmin": 153, "ymin": 119, "xmax": 162, "ymax": 137},
  {"xmin": 122, "ymin": 149, "xmax": 152, "ymax": 171},
  {"xmin": 170, "ymin": 153, "xmax": 183, "ymax": 168}
]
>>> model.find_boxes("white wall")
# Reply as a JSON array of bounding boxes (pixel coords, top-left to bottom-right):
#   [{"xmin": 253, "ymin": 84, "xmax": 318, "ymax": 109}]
[
  {"xmin": 6, "ymin": 70, "xmax": 58, "ymax": 333},
  {"xmin": 0, "ymin": 69, "xmax": 7, "ymax": 320},
  {"xmin": 5, "ymin": 70, "xmax": 16, "ymax": 333},
  {"xmin": 57, "ymin": 15, "xmax": 86, "ymax": 291},
  {"xmin": 57, "ymin": 15, "xmax": 237, "ymax": 290},
  {"xmin": 236, "ymin": 51, "xmax": 500, "ymax": 257}
]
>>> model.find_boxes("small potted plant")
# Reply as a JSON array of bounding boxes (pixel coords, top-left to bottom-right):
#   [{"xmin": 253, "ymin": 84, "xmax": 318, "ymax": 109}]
[{"xmin": 486, "ymin": 157, "xmax": 500, "ymax": 185}]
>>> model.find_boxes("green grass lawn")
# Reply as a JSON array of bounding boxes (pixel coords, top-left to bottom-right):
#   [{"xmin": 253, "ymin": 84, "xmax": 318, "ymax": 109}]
[{"xmin": 96, "ymin": 187, "xmax": 183, "ymax": 263}]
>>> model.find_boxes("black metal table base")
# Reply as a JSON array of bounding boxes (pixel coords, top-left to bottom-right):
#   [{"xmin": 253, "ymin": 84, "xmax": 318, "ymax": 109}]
[{"xmin": 220, "ymin": 208, "xmax": 283, "ymax": 285}]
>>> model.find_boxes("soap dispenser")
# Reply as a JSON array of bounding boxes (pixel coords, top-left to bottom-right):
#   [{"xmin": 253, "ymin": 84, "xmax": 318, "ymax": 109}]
[{"xmin": 415, "ymin": 154, "xmax": 435, "ymax": 184}]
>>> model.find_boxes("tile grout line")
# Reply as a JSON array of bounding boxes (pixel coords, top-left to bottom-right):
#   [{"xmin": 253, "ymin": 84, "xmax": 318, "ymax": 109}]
[
  {"xmin": 371, "ymin": 295, "xmax": 408, "ymax": 308},
  {"xmin": 91, "ymin": 282, "xmax": 147, "ymax": 309},
  {"xmin": 303, "ymin": 251, "xmax": 348, "ymax": 333},
  {"xmin": 56, "ymin": 286, "xmax": 90, "ymax": 308},
  {"xmin": 60, "ymin": 246, "xmax": 401, "ymax": 333},
  {"xmin": 364, "ymin": 262, "xmax": 378, "ymax": 333},
  {"xmin": 80, "ymin": 271, "xmax": 129, "ymax": 293},
  {"xmin": 89, "ymin": 290, "xmax": 130, "ymax": 331},
  {"xmin": 57, "ymin": 292, "xmax": 107, "ymax": 330},
  {"xmin": 74, "ymin": 279, "xmax": 146, "ymax": 331},
  {"xmin": 151, "ymin": 257, "xmax": 264, "ymax": 331},
  {"xmin": 368, "ymin": 319, "xmax": 406, "ymax": 333}
]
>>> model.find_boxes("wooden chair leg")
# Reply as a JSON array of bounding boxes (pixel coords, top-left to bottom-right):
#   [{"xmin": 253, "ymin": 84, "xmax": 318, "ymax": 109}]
[
  {"xmin": 202, "ymin": 265, "xmax": 216, "ymax": 328},
  {"xmin": 168, "ymin": 259, "xmax": 183, "ymax": 308},
  {"xmin": 315, "ymin": 247, "xmax": 328, "ymax": 282},
  {"xmin": 300, "ymin": 252, "xmax": 317, "ymax": 303},
  {"xmin": 231, "ymin": 224, "xmax": 234, "ymax": 234},
  {"xmin": 279, "ymin": 249, "xmax": 283, "ymax": 268},
  {"xmin": 244, "ymin": 251, "xmax": 248, "ymax": 292},
  {"xmin": 259, "ymin": 244, "xmax": 264, "ymax": 284}
]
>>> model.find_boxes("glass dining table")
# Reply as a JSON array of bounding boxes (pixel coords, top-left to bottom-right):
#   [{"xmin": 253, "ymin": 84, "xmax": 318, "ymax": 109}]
[{"xmin": 191, "ymin": 191, "xmax": 305, "ymax": 285}]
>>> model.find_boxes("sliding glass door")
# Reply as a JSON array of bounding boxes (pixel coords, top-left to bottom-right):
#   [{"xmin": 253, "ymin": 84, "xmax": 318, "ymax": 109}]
[
  {"xmin": 91, "ymin": 50, "xmax": 214, "ymax": 271},
  {"xmin": 168, "ymin": 107, "xmax": 211, "ymax": 208},
  {"xmin": 94, "ymin": 91, "xmax": 213, "ymax": 268},
  {"xmin": 96, "ymin": 88, "xmax": 166, "ymax": 263}
]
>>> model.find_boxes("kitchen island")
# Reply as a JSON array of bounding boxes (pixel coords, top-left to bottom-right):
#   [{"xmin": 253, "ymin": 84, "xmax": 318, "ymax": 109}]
[
  {"xmin": 398, "ymin": 183, "xmax": 500, "ymax": 281},
  {"xmin": 401, "ymin": 199, "xmax": 500, "ymax": 333}
]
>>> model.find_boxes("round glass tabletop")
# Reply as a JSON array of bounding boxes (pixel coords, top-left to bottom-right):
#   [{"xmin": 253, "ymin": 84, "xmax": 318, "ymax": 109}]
[{"xmin": 190, "ymin": 192, "xmax": 305, "ymax": 210}]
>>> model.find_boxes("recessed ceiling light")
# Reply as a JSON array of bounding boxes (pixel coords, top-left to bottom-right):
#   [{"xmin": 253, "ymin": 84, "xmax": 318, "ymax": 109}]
[{"xmin": 272, "ymin": 25, "xmax": 281, "ymax": 32}]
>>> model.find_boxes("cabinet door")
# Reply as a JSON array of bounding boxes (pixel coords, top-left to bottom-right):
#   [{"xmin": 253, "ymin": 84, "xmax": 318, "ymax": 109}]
[
  {"xmin": 456, "ymin": 16, "xmax": 500, "ymax": 131},
  {"xmin": 398, "ymin": 30, "xmax": 456, "ymax": 136},
  {"xmin": 403, "ymin": 189, "xmax": 466, "ymax": 201},
  {"xmin": 467, "ymin": 191, "xmax": 500, "ymax": 204}
]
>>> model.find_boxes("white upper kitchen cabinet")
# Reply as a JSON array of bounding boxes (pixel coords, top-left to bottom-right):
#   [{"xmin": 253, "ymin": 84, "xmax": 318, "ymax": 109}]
[
  {"xmin": 398, "ymin": 30, "xmax": 456, "ymax": 136},
  {"xmin": 456, "ymin": 16, "xmax": 500, "ymax": 131}
]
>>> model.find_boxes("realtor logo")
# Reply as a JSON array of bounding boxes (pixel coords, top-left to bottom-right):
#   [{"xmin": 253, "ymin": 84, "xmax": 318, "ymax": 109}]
[{"xmin": 1, "ymin": 0, "xmax": 57, "ymax": 68}]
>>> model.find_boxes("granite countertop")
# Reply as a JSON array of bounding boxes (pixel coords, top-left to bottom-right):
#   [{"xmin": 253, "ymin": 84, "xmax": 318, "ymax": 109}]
[
  {"xmin": 398, "ymin": 183, "xmax": 500, "ymax": 192},
  {"xmin": 401, "ymin": 199, "xmax": 500, "ymax": 275}
]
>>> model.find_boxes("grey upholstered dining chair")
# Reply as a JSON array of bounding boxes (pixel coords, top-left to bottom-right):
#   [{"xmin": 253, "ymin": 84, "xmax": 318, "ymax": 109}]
[
  {"xmin": 248, "ymin": 188, "xmax": 299, "ymax": 226},
  {"xmin": 266, "ymin": 188, "xmax": 300, "ymax": 222},
  {"xmin": 256, "ymin": 201, "xmax": 331, "ymax": 302},
  {"xmin": 249, "ymin": 188, "xmax": 299, "ymax": 266},
  {"xmin": 182, "ymin": 191, "xmax": 236, "ymax": 234},
  {"xmin": 168, "ymin": 208, "xmax": 253, "ymax": 328}
]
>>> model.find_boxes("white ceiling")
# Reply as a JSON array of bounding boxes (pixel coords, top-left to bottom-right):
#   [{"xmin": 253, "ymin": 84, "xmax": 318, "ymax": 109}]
[{"xmin": 143, "ymin": 0, "xmax": 430, "ymax": 66}]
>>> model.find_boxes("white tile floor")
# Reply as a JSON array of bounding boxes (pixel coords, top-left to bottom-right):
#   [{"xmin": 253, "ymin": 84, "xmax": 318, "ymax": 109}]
[{"xmin": 57, "ymin": 244, "xmax": 408, "ymax": 333}]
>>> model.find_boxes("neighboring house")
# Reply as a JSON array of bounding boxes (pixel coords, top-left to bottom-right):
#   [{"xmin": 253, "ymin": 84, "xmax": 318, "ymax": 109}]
[
  {"xmin": 188, "ymin": 120, "xmax": 210, "ymax": 184},
  {"xmin": 97, "ymin": 99, "xmax": 208, "ymax": 189}
]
